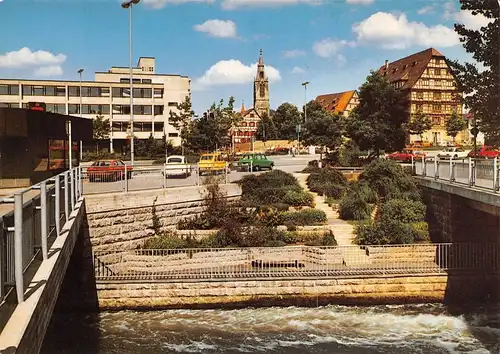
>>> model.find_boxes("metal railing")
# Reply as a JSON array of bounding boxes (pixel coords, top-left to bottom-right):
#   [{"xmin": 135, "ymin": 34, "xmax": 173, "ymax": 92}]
[
  {"xmin": 93, "ymin": 243, "xmax": 499, "ymax": 281},
  {"xmin": 0, "ymin": 167, "xmax": 82, "ymax": 304},
  {"xmin": 413, "ymin": 156, "xmax": 500, "ymax": 192},
  {"xmin": 81, "ymin": 163, "xmax": 258, "ymax": 195}
]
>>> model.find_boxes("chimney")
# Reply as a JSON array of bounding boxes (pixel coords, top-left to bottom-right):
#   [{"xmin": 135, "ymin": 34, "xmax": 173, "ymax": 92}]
[{"xmin": 385, "ymin": 60, "xmax": 389, "ymax": 70}]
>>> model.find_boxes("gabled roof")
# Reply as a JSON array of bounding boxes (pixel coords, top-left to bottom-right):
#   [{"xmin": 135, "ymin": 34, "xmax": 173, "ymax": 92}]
[
  {"xmin": 376, "ymin": 47, "xmax": 445, "ymax": 90},
  {"xmin": 315, "ymin": 90, "xmax": 356, "ymax": 113},
  {"xmin": 241, "ymin": 107, "xmax": 260, "ymax": 119}
]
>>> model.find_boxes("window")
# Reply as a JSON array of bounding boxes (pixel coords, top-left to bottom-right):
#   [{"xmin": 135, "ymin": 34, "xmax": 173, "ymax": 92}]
[
  {"xmin": 154, "ymin": 88, "xmax": 163, "ymax": 98},
  {"xmin": 68, "ymin": 86, "xmax": 79, "ymax": 97},
  {"xmin": 142, "ymin": 79, "xmax": 152, "ymax": 84},
  {"xmin": 22, "ymin": 85, "xmax": 33, "ymax": 96},
  {"xmin": 154, "ymin": 105, "xmax": 164, "ymax": 115},
  {"xmin": 142, "ymin": 88, "xmax": 152, "ymax": 98},
  {"xmin": 82, "ymin": 104, "xmax": 110, "ymax": 114},
  {"xmin": 169, "ymin": 133, "xmax": 179, "ymax": 137},
  {"xmin": 260, "ymin": 83, "xmax": 265, "ymax": 97},
  {"xmin": 422, "ymin": 80, "xmax": 429, "ymax": 86},
  {"xmin": 112, "ymin": 122, "xmax": 128, "ymax": 132},
  {"xmin": 154, "ymin": 122, "xmax": 164, "ymax": 132},
  {"xmin": 132, "ymin": 105, "xmax": 152, "ymax": 115},
  {"xmin": 120, "ymin": 78, "xmax": 129, "ymax": 83},
  {"xmin": 436, "ymin": 59, "xmax": 442, "ymax": 65},
  {"xmin": 435, "ymin": 68, "xmax": 441, "ymax": 75},
  {"xmin": 0, "ymin": 85, "xmax": 8, "ymax": 95},
  {"xmin": 0, "ymin": 103, "xmax": 18, "ymax": 108},
  {"xmin": 33, "ymin": 86, "xmax": 44, "ymax": 95},
  {"xmin": 168, "ymin": 102, "xmax": 177, "ymax": 107},
  {"xmin": 432, "ymin": 117, "xmax": 441, "ymax": 125},
  {"xmin": 56, "ymin": 87, "xmax": 66, "ymax": 96},
  {"xmin": 81, "ymin": 87, "xmax": 91, "ymax": 97},
  {"xmin": 417, "ymin": 91, "xmax": 423, "ymax": 99},
  {"xmin": 90, "ymin": 87, "xmax": 100, "ymax": 97},
  {"xmin": 112, "ymin": 87, "xmax": 122, "ymax": 97},
  {"xmin": 432, "ymin": 104, "xmax": 441, "ymax": 112},
  {"xmin": 45, "ymin": 86, "xmax": 56, "ymax": 96},
  {"xmin": 133, "ymin": 78, "xmax": 140, "ymax": 84},
  {"xmin": 46, "ymin": 103, "xmax": 66, "ymax": 114},
  {"xmin": 101, "ymin": 87, "xmax": 110, "ymax": 96},
  {"xmin": 68, "ymin": 104, "xmax": 79, "ymax": 114},
  {"xmin": 259, "ymin": 72, "xmax": 264, "ymax": 79},
  {"xmin": 0, "ymin": 84, "xmax": 20, "ymax": 95},
  {"xmin": 416, "ymin": 104, "xmax": 423, "ymax": 112},
  {"xmin": 250, "ymin": 113, "xmax": 255, "ymax": 118},
  {"xmin": 434, "ymin": 92, "xmax": 441, "ymax": 100}
]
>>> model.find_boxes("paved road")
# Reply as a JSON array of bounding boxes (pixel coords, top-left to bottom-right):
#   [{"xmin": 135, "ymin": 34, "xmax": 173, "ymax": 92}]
[{"xmin": 82, "ymin": 154, "xmax": 319, "ymax": 195}]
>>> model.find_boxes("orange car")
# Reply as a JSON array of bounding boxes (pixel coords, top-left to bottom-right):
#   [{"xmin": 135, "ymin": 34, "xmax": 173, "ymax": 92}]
[{"xmin": 87, "ymin": 160, "xmax": 133, "ymax": 182}]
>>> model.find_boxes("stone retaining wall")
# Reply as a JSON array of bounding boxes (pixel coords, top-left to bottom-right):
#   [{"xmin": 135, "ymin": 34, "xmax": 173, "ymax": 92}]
[{"xmin": 93, "ymin": 273, "xmax": 499, "ymax": 309}]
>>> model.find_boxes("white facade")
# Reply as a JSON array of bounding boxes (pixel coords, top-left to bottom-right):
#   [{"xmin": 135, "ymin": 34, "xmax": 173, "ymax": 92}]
[{"xmin": 0, "ymin": 57, "xmax": 190, "ymax": 151}]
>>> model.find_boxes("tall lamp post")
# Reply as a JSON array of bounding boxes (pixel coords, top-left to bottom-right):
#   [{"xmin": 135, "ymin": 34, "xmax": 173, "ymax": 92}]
[
  {"xmin": 301, "ymin": 81, "xmax": 310, "ymax": 123},
  {"xmin": 121, "ymin": 0, "xmax": 140, "ymax": 166},
  {"xmin": 78, "ymin": 68, "xmax": 84, "ymax": 162}
]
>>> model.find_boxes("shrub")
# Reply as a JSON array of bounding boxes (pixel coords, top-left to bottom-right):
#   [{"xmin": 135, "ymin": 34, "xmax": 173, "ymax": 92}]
[
  {"xmin": 302, "ymin": 160, "xmax": 321, "ymax": 173},
  {"xmin": 339, "ymin": 140, "xmax": 363, "ymax": 167},
  {"xmin": 409, "ymin": 221, "xmax": 430, "ymax": 242},
  {"xmin": 283, "ymin": 190, "xmax": 315, "ymax": 207},
  {"xmin": 354, "ymin": 220, "xmax": 416, "ymax": 245},
  {"xmin": 323, "ymin": 183, "xmax": 346, "ymax": 199},
  {"xmin": 143, "ymin": 232, "xmax": 187, "ymax": 249},
  {"xmin": 307, "ymin": 168, "xmax": 348, "ymax": 190},
  {"xmin": 338, "ymin": 194, "xmax": 373, "ymax": 221},
  {"xmin": 349, "ymin": 181, "xmax": 378, "ymax": 204},
  {"xmin": 281, "ymin": 209, "xmax": 327, "ymax": 226},
  {"xmin": 238, "ymin": 170, "xmax": 302, "ymax": 205},
  {"xmin": 377, "ymin": 199, "xmax": 426, "ymax": 224}
]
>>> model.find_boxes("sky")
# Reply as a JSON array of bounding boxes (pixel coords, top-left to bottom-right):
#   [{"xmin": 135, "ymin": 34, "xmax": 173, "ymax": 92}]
[{"xmin": 0, "ymin": 0, "xmax": 491, "ymax": 115}]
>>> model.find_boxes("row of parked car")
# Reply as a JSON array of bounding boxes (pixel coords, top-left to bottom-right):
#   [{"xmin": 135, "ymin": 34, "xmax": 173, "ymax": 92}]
[
  {"xmin": 386, "ymin": 146, "xmax": 500, "ymax": 163},
  {"xmin": 85, "ymin": 152, "xmax": 275, "ymax": 182}
]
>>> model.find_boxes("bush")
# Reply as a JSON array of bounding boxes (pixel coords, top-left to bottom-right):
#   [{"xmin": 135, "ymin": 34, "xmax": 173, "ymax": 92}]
[
  {"xmin": 322, "ymin": 183, "xmax": 346, "ymax": 199},
  {"xmin": 81, "ymin": 151, "xmax": 122, "ymax": 162},
  {"xmin": 377, "ymin": 199, "xmax": 426, "ymax": 224},
  {"xmin": 143, "ymin": 232, "xmax": 188, "ymax": 249},
  {"xmin": 354, "ymin": 220, "xmax": 416, "ymax": 245},
  {"xmin": 409, "ymin": 221, "xmax": 430, "ymax": 242},
  {"xmin": 281, "ymin": 209, "xmax": 327, "ymax": 226},
  {"xmin": 338, "ymin": 194, "xmax": 373, "ymax": 221},
  {"xmin": 349, "ymin": 181, "xmax": 378, "ymax": 204},
  {"xmin": 339, "ymin": 140, "xmax": 363, "ymax": 167},
  {"xmin": 302, "ymin": 160, "xmax": 321, "ymax": 173},
  {"xmin": 283, "ymin": 190, "xmax": 315, "ymax": 207},
  {"xmin": 307, "ymin": 168, "xmax": 348, "ymax": 189},
  {"xmin": 238, "ymin": 170, "xmax": 303, "ymax": 205}
]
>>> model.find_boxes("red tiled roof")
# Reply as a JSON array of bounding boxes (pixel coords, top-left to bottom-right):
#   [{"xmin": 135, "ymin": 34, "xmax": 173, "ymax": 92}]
[
  {"xmin": 315, "ymin": 90, "xmax": 356, "ymax": 113},
  {"xmin": 376, "ymin": 47, "xmax": 445, "ymax": 90}
]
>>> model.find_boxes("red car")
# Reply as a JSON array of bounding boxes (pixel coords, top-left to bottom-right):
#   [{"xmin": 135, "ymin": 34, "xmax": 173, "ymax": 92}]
[
  {"xmin": 386, "ymin": 148, "xmax": 425, "ymax": 163},
  {"xmin": 467, "ymin": 146, "xmax": 500, "ymax": 159},
  {"xmin": 87, "ymin": 160, "xmax": 133, "ymax": 182}
]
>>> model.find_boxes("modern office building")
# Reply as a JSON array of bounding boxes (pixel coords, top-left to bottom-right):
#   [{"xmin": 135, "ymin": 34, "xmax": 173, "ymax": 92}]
[{"xmin": 0, "ymin": 57, "xmax": 190, "ymax": 152}]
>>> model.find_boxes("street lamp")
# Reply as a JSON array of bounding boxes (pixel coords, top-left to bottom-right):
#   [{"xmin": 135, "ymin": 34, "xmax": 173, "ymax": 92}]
[
  {"xmin": 121, "ymin": 0, "xmax": 140, "ymax": 166},
  {"xmin": 77, "ymin": 68, "xmax": 84, "ymax": 162},
  {"xmin": 301, "ymin": 81, "xmax": 310, "ymax": 122}
]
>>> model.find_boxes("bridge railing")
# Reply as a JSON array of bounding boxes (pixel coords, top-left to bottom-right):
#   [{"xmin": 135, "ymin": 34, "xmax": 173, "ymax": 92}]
[
  {"xmin": 92, "ymin": 243, "xmax": 499, "ymax": 281},
  {"xmin": 0, "ymin": 167, "xmax": 82, "ymax": 305},
  {"xmin": 413, "ymin": 156, "xmax": 499, "ymax": 192}
]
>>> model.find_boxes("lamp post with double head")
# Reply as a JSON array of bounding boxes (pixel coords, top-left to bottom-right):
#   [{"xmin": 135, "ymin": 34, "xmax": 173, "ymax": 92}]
[
  {"xmin": 78, "ymin": 68, "xmax": 84, "ymax": 161},
  {"xmin": 121, "ymin": 0, "xmax": 140, "ymax": 166}
]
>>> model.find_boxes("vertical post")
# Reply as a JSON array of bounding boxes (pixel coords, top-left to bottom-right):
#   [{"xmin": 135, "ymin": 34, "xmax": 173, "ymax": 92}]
[
  {"xmin": 468, "ymin": 157, "xmax": 473, "ymax": 187},
  {"xmin": 70, "ymin": 168, "xmax": 75, "ymax": 210},
  {"xmin": 80, "ymin": 140, "xmax": 83, "ymax": 162},
  {"xmin": 129, "ymin": 4, "xmax": 135, "ymax": 167},
  {"xmin": 421, "ymin": 155, "xmax": 426, "ymax": 177},
  {"xmin": 124, "ymin": 165, "xmax": 129, "ymax": 192},
  {"xmin": 434, "ymin": 158, "xmax": 439, "ymax": 180},
  {"xmin": 225, "ymin": 162, "xmax": 228, "ymax": 184},
  {"xmin": 411, "ymin": 155, "xmax": 415, "ymax": 175},
  {"xmin": 449, "ymin": 157, "xmax": 453, "ymax": 182},
  {"xmin": 163, "ymin": 164, "xmax": 167, "ymax": 189},
  {"xmin": 78, "ymin": 68, "xmax": 84, "ymax": 162},
  {"xmin": 68, "ymin": 120, "xmax": 73, "ymax": 170},
  {"xmin": 494, "ymin": 157, "xmax": 498, "ymax": 192},
  {"xmin": 79, "ymin": 166, "xmax": 83, "ymax": 197},
  {"xmin": 14, "ymin": 192, "xmax": 24, "ymax": 304},
  {"xmin": 40, "ymin": 181, "xmax": 48, "ymax": 261},
  {"xmin": 55, "ymin": 174, "xmax": 61, "ymax": 237},
  {"xmin": 64, "ymin": 171, "xmax": 69, "ymax": 222}
]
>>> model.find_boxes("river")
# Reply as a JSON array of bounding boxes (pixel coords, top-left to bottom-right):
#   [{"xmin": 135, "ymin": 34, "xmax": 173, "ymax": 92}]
[{"xmin": 41, "ymin": 304, "xmax": 499, "ymax": 354}]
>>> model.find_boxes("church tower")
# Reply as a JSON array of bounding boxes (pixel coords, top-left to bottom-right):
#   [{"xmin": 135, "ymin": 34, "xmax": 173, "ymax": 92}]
[{"xmin": 253, "ymin": 49, "xmax": 270, "ymax": 118}]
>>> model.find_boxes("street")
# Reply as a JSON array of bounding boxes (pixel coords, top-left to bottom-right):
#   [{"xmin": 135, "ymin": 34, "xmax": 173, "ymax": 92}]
[{"xmin": 82, "ymin": 154, "xmax": 319, "ymax": 195}]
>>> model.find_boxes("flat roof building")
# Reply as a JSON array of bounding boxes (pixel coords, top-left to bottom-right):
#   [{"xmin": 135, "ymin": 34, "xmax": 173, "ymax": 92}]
[{"xmin": 0, "ymin": 57, "xmax": 190, "ymax": 152}]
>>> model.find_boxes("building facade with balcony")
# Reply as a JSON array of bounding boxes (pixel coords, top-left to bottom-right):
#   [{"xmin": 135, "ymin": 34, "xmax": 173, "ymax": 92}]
[
  {"xmin": 0, "ymin": 57, "xmax": 190, "ymax": 152},
  {"xmin": 377, "ymin": 48, "xmax": 466, "ymax": 145}
]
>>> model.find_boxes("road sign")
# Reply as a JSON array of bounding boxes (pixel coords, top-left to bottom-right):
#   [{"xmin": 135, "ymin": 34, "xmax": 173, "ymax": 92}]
[{"xmin": 296, "ymin": 124, "xmax": 301, "ymax": 133}]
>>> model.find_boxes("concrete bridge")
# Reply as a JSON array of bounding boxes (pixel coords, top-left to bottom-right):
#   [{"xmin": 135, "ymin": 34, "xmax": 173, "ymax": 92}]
[{"xmin": 0, "ymin": 160, "xmax": 499, "ymax": 353}]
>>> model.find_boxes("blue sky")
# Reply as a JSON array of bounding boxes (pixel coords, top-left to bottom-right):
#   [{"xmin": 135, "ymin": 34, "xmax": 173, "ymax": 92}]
[{"xmin": 0, "ymin": 0, "xmax": 489, "ymax": 115}]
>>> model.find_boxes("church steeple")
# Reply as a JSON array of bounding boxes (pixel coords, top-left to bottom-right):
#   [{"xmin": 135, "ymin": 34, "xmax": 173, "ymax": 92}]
[
  {"xmin": 240, "ymin": 101, "xmax": 246, "ymax": 114},
  {"xmin": 253, "ymin": 49, "xmax": 270, "ymax": 118}
]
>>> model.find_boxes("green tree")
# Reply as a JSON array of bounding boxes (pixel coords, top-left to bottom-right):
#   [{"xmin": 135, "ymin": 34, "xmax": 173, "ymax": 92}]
[
  {"xmin": 255, "ymin": 112, "xmax": 278, "ymax": 142},
  {"xmin": 302, "ymin": 103, "xmax": 343, "ymax": 161},
  {"xmin": 445, "ymin": 111, "xmax": 468, "ymax": 142},
  {"xmin": 406, "ymin": 111, "xmax": 432, "ymax": 141},
  {"xmin": 446, "ymin": 0, "xmax": 499, "ymax": 144},
  {"xmin": 169, "ymin": 96, "xmax": 196, "ymax": 155},
  {"xmin": 272, "ymin": 103, "xmax": 302, "ymax": 140},
  {"xmin": 345, "ymin": 71, "xmax": 409, "ymax": 157},
  {"xmin": 92, "ymin": 113, "xmax": 110, "ymax": 153}
]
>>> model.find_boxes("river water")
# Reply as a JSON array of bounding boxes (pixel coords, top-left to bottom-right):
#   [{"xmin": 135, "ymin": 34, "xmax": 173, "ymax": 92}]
[{"xmin": 41, "ymin": 304, "xmax": 499, "ymax": 354}]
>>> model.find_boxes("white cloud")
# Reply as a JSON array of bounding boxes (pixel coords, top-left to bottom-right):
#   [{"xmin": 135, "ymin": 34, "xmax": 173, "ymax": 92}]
[
  {"xmin": 352, "ymin": 12, "xmax": 460, "ymax": 50},
  {"xmin": 221, "ymin": 0, "xmax": 322, "ymax": 10},
  {"xmin": 0, "ymin": 47, "xmax": 66, "ymax": 68},
  {"xmin": 443, "ymin": 1, "xmax": 492, "ymax": 31},
  {"xmin": 283, "ymin": 49, "xmax": 306, "ymax": 58},
  {"xmin": 291, "ymin": 66, "xmax": 306, "ymax": 74},
  {"xmin": 193, "ymin": 59, "xmax": 281, "ymax": 89},
  {"xmin": 312, "ymin": 38, "xmax": 354, "ymax": 58},
  {"xmin": 346, "ymin": 0, "xmax": 374, "ymax": 4},
  {"xmin": 34, "ymin": 65, "xmax": 63, "ymax": 77},
  {"xmin": 418, "ymin": 5, "xmax": 434, "ymax": 15},
  {"xmin": 194, "ymin": 19, "xmax": 237, "ymax": 38},
  {"xmin": 143, "ymin": 0, "xmax": 214, "ymax": 9}
]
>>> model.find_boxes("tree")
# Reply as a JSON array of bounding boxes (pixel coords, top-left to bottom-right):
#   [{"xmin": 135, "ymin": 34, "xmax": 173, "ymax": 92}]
[
  {"xmin": 406, "ymin": 111, "xmax": 432, "ymax": 141},
  {"xmin": 445, "ymin": 111, "xmax": 468, "ymax": 142},
  {"xmin": 345, "ymin": 71, "xmax": 409, "ymax": 156},
  {"xmin": 92, "ymin": 113, "xmax": 110, "ymax": 153},
  {"xmin": 169, "ymin": 96, "xmax": 196, "ymax": 154},
  {"xmin": 302, "ymin": 104, "xmax": 343, "ymax": 161},
  {"xmin": 271, "ymin": 103, "xmax": 302, "ymax": 140},
  {"xmin": 446, "ymin": 0, "xmax": 499, "ymax": 144},
  {"xmin": 255, "ymin": 112, "xmax": 278, "ymax": 142}
]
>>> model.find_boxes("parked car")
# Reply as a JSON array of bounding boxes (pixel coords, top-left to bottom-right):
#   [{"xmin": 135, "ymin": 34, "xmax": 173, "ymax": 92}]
[
  {"xmin": 386, "ymin": 148, "xmax": 425, "ymax": 163},
  {"xmin": 197, "ymin": 153, "xmax": 229, "ymax": 175},
  {"xmin": 467, "ymin": 146, "xmax": 500, "ymax": 159},
  {"xmin": 237, "ymin": 153, "xmax": 274, "ymax": 171},
  {"xmin": 87, "ymin": 160, "xmax": 133, "ymax": 182},
  {"xmin": 162, "ymin": 155, "xmax": 192, "ymax": 178},
  {"xmin": 437, "ymin": 147, "xmax": 468, "ymax": 160}
]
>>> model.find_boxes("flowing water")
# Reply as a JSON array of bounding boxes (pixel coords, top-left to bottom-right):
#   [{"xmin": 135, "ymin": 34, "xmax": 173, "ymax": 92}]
[{"xmin": 41, "ymin": 304, "xmax": 500, "ymax": 354}]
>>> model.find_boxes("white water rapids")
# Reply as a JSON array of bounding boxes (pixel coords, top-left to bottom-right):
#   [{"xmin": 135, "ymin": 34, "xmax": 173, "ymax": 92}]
[{"xmin": 41, "ymin": 304, "xmax": 500, "ymax": 353}]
